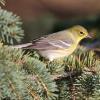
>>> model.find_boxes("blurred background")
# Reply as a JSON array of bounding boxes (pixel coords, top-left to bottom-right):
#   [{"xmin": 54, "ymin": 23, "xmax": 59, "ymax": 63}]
[{"xmin": 3, "ymin": 0, "xmax": 100, "ymax": 46}]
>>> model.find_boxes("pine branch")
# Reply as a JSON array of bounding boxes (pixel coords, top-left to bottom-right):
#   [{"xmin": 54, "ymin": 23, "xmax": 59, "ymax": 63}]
[
  {"xmin": 53, "ymin": 47, "xmax": 100, "ymax": 100},
  {"xmin": 23, "ymin": 56, "xmax": 58, "ymax": 100},
  {"xmin": 0, "ymin": 61, "xmax": 33, "ymax": 99},
  {"xmin": 0, "ymin": 47, "xmax": 58, "ymax": 100},
  {"xmin": 0, "ymin": 47, "xmax": 33, "ymax": 99},
  {"xmin": 0, "ymin": 0, "xmax": 5, "ymax": 5},
  {"xmin": 0, "ymin": 9, "xmax": 24, "ymax": 44}
]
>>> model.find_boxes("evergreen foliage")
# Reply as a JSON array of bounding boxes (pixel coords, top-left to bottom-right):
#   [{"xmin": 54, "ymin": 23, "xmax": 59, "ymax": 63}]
[
  {"xmin": 0, "ymin": 0, "xmax": 5, "ymax": 5},
  {"xmin": 0, "ymin": 1, "xmax": 100, "ymax": 100},
  {"xmin": 0, "ymin": 47, "xmax": 58, "ymax": 100},
  {"xmin": 0, "ymin": 9, "xmax": 24, "ymax": 44}
]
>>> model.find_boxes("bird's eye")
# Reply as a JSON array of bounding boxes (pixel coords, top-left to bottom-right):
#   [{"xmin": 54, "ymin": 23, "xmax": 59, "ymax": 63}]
[{"xmin": 80, "ymin": 31, "xmax": 84, "ymax": 35}]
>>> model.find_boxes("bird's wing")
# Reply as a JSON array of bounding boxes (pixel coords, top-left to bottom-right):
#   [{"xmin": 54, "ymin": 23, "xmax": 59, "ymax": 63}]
[
  {"xmin": 25, "ymin": 38, "xmax": 73, "ymax": 50},
  {"xmin": 13, "ymin": 30, "xmax": 74, "ymax": 50}
]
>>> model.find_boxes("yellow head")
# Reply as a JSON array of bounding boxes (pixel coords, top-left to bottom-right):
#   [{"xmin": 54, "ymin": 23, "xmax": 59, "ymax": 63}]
[{"xmin": 69, "ymin": 25, "xmax": 89, "ymax": 42}]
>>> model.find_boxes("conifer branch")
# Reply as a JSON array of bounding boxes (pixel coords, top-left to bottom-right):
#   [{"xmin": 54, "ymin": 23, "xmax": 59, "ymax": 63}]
[
  {"xmin": 0, "ymin": 9, "xmax": 24, "ymax": 44},
  {"xmin": 0, "ymin": 47, "xmax": 58, "ymax": 100},
  {"xmin": 0, "ymin": 0, "xmax": 5, "ymax": 5}
]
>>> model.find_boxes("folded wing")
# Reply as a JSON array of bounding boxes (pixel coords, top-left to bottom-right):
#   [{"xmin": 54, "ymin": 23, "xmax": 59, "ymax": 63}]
[{"xmin": 25, "ymin": 39, "xmax": 73, "ymax": 50}]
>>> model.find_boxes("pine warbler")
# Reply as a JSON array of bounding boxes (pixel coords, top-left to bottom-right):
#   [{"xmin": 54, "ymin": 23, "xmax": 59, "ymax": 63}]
[{"xmin": 14, "ymin": 25, "xmax": 91, "ymax": 61}]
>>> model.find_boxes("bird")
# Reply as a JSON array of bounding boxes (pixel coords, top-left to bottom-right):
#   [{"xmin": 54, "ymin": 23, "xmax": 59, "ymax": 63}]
[{"xmin": 13, "ymin": 25, "xmax": 91, "ymax": 61}]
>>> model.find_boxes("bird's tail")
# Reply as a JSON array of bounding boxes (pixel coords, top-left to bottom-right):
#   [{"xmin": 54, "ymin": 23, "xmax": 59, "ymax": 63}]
[{"xmin": 11, "ymin": 43, "xmax": 33, "ymax": 49}]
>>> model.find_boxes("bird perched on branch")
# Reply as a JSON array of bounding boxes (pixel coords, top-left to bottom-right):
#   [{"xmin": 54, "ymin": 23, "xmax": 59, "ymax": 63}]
[{"xmin": 13, "ymin": 25, "xmax": 91, "ymax": 61}]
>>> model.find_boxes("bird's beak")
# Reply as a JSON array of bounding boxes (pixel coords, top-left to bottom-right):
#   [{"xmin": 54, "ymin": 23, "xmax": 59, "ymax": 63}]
[{"xmin": 86, "ymin": 34, "xmax": 92, "ymax": 38}]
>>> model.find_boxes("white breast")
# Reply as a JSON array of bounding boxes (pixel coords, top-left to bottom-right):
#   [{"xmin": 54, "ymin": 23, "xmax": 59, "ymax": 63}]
[{"xmin": 39, "ymin": 49, "xmax": 76, "ymax": 61}]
